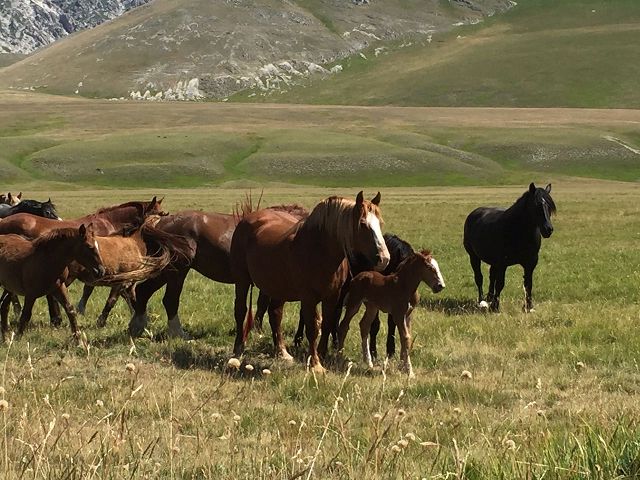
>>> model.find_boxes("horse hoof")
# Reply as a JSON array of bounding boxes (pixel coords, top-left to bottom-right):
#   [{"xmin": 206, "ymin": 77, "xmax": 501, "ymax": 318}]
[
  {"xmin": 96, "ymin": 316, "xmax": 107, "ymax": 328},
  {"xmin": 50, "ymin": 317, "xmax": 63, "ymax": 328},
  {"xmin": 279, "ymin": 350, "xmax": 294, "ymax": 362},
  {"xmin": 478, "ymin": 301, "xmax": 489, "ymax": 310}
]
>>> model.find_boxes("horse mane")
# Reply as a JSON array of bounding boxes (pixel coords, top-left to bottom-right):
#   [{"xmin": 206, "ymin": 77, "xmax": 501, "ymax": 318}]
[
  {"xmin": 140, "ymin": 221, "xmax": 196, "ymax": 264},
  {"xmin": 419, "ymin": 249, "xmax": 432, "ymax": 259},
  {"xmin": 268, "ymin": 204, "xmax": 309, "ymax": 220},
  {"xmin": 32, "ymin": 227, "xmax": 80, "ymax": 248},
  {"xmin": 539, "ymin": 189, "xmax": 557, "ymax": 215},
  {"xmin": 512, "ymin": 188, "xmax": 557, "ymax": 215},
  {"xmin": 95, "ymin": 201, "xmax": 147, "ymax": 215},
  {"xmin": 302, "ymin": 196, "xmax": 361, "ymax": 251}
]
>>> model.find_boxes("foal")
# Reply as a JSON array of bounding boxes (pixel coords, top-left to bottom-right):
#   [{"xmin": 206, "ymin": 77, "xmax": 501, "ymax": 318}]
[
  {"xmin": 0, "ymin": 224, "xmax": 104, "ymax": 340},
  {"xmin": 337, "ymin": 251, "xmax": 445, "ymax": 377}
]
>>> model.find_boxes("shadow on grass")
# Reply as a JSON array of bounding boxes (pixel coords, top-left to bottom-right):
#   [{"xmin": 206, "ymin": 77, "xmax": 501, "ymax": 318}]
[{"xmin": 419, "ymin": 296, "xmax": 480, "ymax": 316}]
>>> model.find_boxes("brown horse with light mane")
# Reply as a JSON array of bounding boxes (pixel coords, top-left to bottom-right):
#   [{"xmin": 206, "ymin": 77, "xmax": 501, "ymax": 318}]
[
  {"xmin": 0, "ymin": 224, "xmax": 105, "ymax": 340},
  {"xmin": 230, "ymin": 192, "xmax": 390, "ymax": 373},
  {"xmin": 337, "ymin": 250, "xmax": 445, "ymax": 377}
]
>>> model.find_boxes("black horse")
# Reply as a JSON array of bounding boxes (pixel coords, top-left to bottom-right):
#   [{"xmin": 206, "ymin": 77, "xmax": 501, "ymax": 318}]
[
  {"xmin": 0, "ymin": 198, "xmax": 60, "ymax": 220},
  {"xmin": 463, "ymin": 183, "xmax": 556, "ymax": 313},
  {"xmin": 255, "ymin": 234, "xmax": 416, "ymax": 359}
]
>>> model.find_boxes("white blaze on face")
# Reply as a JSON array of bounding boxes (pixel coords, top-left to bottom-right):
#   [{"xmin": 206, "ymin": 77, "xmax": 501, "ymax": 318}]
[
  {"xmin": 366, "ymin": 212, "xmax": 390, "ymax": 270},
  {"xmin": 429, "ymin": 257, "xmax": 445, "ymax": 288}
]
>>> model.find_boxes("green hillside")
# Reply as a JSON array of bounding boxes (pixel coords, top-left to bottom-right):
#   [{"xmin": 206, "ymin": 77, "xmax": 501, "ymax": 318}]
[{"xmin": 238, "ymin": 0, "xmax": 640, "ymax": 108}]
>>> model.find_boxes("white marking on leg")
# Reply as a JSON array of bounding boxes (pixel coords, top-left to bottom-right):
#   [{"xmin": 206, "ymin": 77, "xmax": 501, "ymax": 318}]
[
  {"xmin": 479, "ymin": 300, "xmax": 489, "ymax": 309},
  {"xmin": 366, "ymin": 212, "xmax": 390, "ymax": 270}
]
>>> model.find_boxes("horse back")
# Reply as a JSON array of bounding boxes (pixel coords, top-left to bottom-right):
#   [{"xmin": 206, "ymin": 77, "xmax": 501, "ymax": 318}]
[{"xmin": 0, "ymin": 214, "xmax": 74, "ymax": 238}]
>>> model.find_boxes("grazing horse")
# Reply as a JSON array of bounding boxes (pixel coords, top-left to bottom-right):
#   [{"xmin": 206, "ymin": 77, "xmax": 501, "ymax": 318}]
[
  {"xmin": 0, "ymin": 224, "xmax": 105, "ymax": 340},
  {"xmin": 337, "ymin": 251, "xmax": 445, "ymax": 377},
  {"xmin": 230, "ymin": 192, "xmax": 390, "ymax": 373},
  {"xmin": 463, "ymin": 183, "xmax": 556, "ymax": 312},
  {"xmin": 0, "ymin": 198, "xmax": 60, "ymax": 220},
  {"xmin": 75, "ymin": 216, "xmax": 195, "ymax": 327},
  {"xmin": 0, "ymin": 197, "xmax": 165, "ymax": 325}
]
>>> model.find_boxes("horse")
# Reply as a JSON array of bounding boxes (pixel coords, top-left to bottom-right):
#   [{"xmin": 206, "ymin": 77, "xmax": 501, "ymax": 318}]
[
  {"xmin": 336, "ymin": 250, "xmax": 445, "ymax": 377},
  {"xmin": 281, "ymin": 233, "xmax": 416, "ymax": 358},
  {"xmin": 74, "ymin": 216, "xmax": 195, "ymax": 328},
  {"xmin": 230, "ymin": 192, "xmax": 390, "ymax": 373},
  {"xmin": 0, "ymin": 224, "xmax": 105, "ymax": 340},
  {"xmin": 0, "ymin": 198, "xmax": 60, "ymax": 220},
  {"xmin": 0, "ymin": 192, "xmax": 22, "ymax": 205},
  {"xmin": 463, "ymin": 183, "xmax": 556, "ymax": 312},
  {"xmin": 0, "ymin": 197, "xmax": 165, "ymax": 325},
  {"xmin": 128, "ymin": 203, "xmax": 308, "ymax": 338}
]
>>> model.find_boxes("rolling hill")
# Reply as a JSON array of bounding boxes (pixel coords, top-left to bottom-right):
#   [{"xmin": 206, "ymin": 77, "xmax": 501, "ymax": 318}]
[
  {"xmin": 238, "ymin": 0, "xmax": 640, "ymax": 108},
  {"xmin": 0, "ymin": 0, "xmax": 510, "ymax": 99}
]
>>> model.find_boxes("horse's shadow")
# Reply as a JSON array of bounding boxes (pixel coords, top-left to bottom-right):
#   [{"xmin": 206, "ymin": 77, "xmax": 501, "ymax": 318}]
[{"xmin": 418, "ymin": 296, "xmax": 478, "ymax": 316}]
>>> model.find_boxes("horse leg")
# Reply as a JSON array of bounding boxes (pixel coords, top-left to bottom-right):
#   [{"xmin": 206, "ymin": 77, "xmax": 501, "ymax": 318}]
[
  {"xmin": 47, "ymin": 294, "xmax": 63, "ymax": 327},
  {"xmin": 76, "ymin": 284, "xmax": 95, "ymax": 315},
  {"xmin": 301, "ymin": 300, "xmax": 324, "ymax": 374},
  {"xmin": 164, "ymin": 269, "xmax": 190, "ymax": 339},
  {"xmin": 121, "ymin": 285, "xmax": 135, "ymax": 314},
  {"xmin": 267, "ymin": 299, "xmax": 292, "ymax": 361},
  {"xmin": 97, "ymin": 285, "xmax": 121, "ymax": 328},
  {"xmin": 386, "ymin": 313, "xmax": 396, "ymax": 358},
  {"xmin": 393, "ymin": 307, "xmax": 414, "ymax": 378},
  {"xmin": 294, "ymin": 312, "xmax": 305, "ymax": 348},
  {"xmin": 255, "ymin": 290, "xmax": 270, "ymax": 333},
  {"xmin": 233, "ymin": 281, "xmax": 251, "ymax": 356},
  {"xmin": 129, "ymin": 273, "xmax": 168, "ymax": 337},
  {"xmin": 523, "ymin": 259, "xmax": 538, "ymax": 313},
  {"xmin": 359, "ymin": 306, "xmax": 379, "ymax": 369},
  {"xmin": 318, "ymin": 293, "xmax": 341, "ymax": 358},
  {"xmin": 9, "ymin": 292, "xmax": 21, "ymax": 319},
  {"xmin": 369, "ymin": 312, "xmax": 381, "ymax": 360},
  {"xmin": 51, "ymin": 283, "xmax": 81, "ymax": 338},
  {"xmin": 1, "ymin": 294, "xmax": 11, "ymax": 341},
  {"xmin": 490, "ymin": 265, "xmax": 507, "ymax": 312},
  {"xmin": 336, "ymin": 297, "xmax": 362, "ymax": 352},
  {"xmin": 469, "ymin": 253, "xmax": 486, "ymax": 307},
  {"xmin": 16, "ymin": 297, "xmax": 37, "ymax": 337}
]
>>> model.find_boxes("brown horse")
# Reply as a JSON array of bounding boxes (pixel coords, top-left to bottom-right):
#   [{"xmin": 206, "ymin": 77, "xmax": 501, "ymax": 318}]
[
  {"xmin": 0, "ymin": 224, "xmax": 105, "ymax": 340},
  {"xmin": 336, "ymin": 250, "xmax": 445, "ymax": 377},
  {"xmin": 74, "ymin": 216, "xmax": 195, "ymax": 327},
  {"xmin": 0, "ymin": 197, "xmax": 166, "ymax": 325},
  {"xmin": 230, "ymin": 192, "xmax": 390, "ymax": 373}
]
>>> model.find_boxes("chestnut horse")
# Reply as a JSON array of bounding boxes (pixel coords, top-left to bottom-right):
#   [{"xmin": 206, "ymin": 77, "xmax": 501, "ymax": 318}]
[
  {"xmin": 230, "ymin": 192, "xmax": 390, "ymax": 373},
  {"xmin": 0, "ymin": 197, "xmax": 165, "ymax": 325},
  {"xmin": 128, "ymin": 203, "xmax": 308, "ymax": 338},
  {"xmin": 0, "ymin": 224, "xmax": 105, "ymax": 340},
  {"xmin": 337, "ymin": 250, "xmax": 445, "ymax": 377},
  {"xmin": 75, "ymin": 216, "xmax": 195, "ymax": 327}
]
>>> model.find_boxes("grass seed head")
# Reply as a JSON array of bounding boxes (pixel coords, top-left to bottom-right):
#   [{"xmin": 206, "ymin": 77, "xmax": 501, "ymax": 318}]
[
  {"xmin": 576, "ymin": 361, "xmax": 586, "ymax": 370},
  {"xmin": 397, "ymin": 439, "xmax": 409, "ymax": 449},
  {"xmin": 390, "ymin": 445, "xmax": 402, "ymax": 453},
  {"xmin": 405, "ymin": 432, "xmax": 416, "ymax": 441},
  {"xmin": 125, "ymin": 362, "xmax": 136, "ymax": 373},
  {"xmin": 504, "ymin": 439, "xmax": 516, "ymax": 450},
  {"xmin": 96, "ymin": 399, "xmax": 104, "ymax": 408},
  {"xmin": 0, "ymin": 399, "xmax": 8, "ymax": 411},
  {"xmin": 227, "ymin": 358, "xmax": 241, "ymax": 369},
  {"xmin": 461, "ymin": 370, "xmax": 473, "ymax": 380}
]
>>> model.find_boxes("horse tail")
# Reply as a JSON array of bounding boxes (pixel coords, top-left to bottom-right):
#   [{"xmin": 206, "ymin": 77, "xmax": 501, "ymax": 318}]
[{"xmin": 242, "ymin": 284, "xmax": 254, "ymax": 342}]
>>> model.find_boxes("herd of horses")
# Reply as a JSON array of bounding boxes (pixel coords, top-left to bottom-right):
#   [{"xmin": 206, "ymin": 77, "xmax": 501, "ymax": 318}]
[{"xmin": 0, "ymin": 183, "xmax": 556, "ymax": 376}]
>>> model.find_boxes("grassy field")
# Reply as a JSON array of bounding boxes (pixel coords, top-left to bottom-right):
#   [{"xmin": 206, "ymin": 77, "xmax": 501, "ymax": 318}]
[
  {"xmin": 1, "ymin": 181, "xmax": 640, "ymax": 478},
  {"xmin": 2, "ymin": 92, "xmax": 640, "ymax": 189},
  {"xmin": 243, "ymin": 0, "xmax": 640, "ymax": 108}
]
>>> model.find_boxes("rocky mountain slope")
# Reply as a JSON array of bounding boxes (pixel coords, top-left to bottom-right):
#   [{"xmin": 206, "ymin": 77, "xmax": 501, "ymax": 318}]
[
  {"xmin": 0, "ymin": 0, "xmax": 513, "ymax": 99},
  {"xmin": 0, "ymin": 0, "xmax": 149, "ymax": 54}
]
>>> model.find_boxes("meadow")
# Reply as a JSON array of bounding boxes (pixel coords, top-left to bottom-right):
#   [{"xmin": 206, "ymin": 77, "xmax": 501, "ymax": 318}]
[{"xmin": 1, "ymin": 181, "xmax": 639, "ymax": 479}]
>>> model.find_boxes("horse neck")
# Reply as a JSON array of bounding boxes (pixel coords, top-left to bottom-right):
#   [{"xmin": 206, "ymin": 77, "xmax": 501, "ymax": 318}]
[
  {"xmin": 296, "ymin": 222, "xmax": 348, "ymax": 272},
  {"xmin": 34, "ymin": 234, "xmax": 81, "ymax": 268},
  {"xmin": 395, "ymin": 257, "xmax": 425, "ymax": 294},
  {"xmin": 78, "ymin": 206, "xmax": 140, "ymax": 231},
  {"xmin": 503, "ymin": 196, "xmax": 535, "ymax": 230}
]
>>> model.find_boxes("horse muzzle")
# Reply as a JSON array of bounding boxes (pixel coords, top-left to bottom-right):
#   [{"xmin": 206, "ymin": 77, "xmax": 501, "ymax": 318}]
[
  {"xmin": 541, "ymin": 225, "xmax": 554, "ymax": 238},
  {"xmin": 374, "ymin": 252, "xmax": 390, "ymax": 272},
  {"xmin": 432, "ymin": 283, "xmax": 445, "ymax": 294},
  {"xmin": 92, "ymin": 265, "xmax": 106, "ymax": 278}
]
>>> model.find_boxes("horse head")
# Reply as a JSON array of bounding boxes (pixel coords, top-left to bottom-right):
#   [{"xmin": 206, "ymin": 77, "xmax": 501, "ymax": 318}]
[
  {"xmin": 527, "ymin": 183, "xmax": 556, "ymax": 238},
  {"xmin": 75, "ymin": 223, "xmax": 105, "ymax": 279},
  {"xmin": 417, "ymin": 250, "xmax": 446, "ymax": 293},
  {"xmin": 352, "ymin": 191, "xmax": 390, "ymax": 271}
]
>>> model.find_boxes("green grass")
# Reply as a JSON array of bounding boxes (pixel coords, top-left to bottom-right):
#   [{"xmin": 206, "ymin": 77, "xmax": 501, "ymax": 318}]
[
  {"xmin": 243, "ymin": 0, "xmax": 640, "ymax": 107},
  {"xmin": 1, "ymin": 92, "xmax": 639, "ymax": 188},
  {"xmin": 2, "ymin": 183, "xmax": 640, "ymax": 478}
]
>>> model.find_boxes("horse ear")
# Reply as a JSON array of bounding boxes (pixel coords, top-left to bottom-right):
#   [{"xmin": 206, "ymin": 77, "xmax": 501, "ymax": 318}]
[
  {"xmin": 47, "ymin": 198, "xmax": 51, "ymax": 203},
  {"xmin": 371, "ymin": 192, "xmax": 381, "ymax": 206},
  {"xmin": 157, "ymin": 196, "xmax": 164, "ymax": 205},
  {"xmin": 7, "ymin": 193, "xmax": 12, "ymax": 202},
  {"xmin": 529, "ymin": 183, "xmax": 536, "ymax": 193},
  {"xmin": 355, "ymin": 191, "xmax": 364, "ymax": 205},
  {"xmin": 17, "ymin": 192, "xmax": 22, "ymax": 199},
  {"xmin": 79, "ymin": 224, "xmax": 87, "ymax": 237},
  {"xmin": 545, "ymin": 183, "xmax": 552, "ymax": 193}
]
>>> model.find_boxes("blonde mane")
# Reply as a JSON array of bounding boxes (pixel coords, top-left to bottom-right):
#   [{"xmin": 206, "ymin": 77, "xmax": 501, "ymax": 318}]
[{"xmin": 301, "ymin": 196, "xmax": 372, "ymax": 251}]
